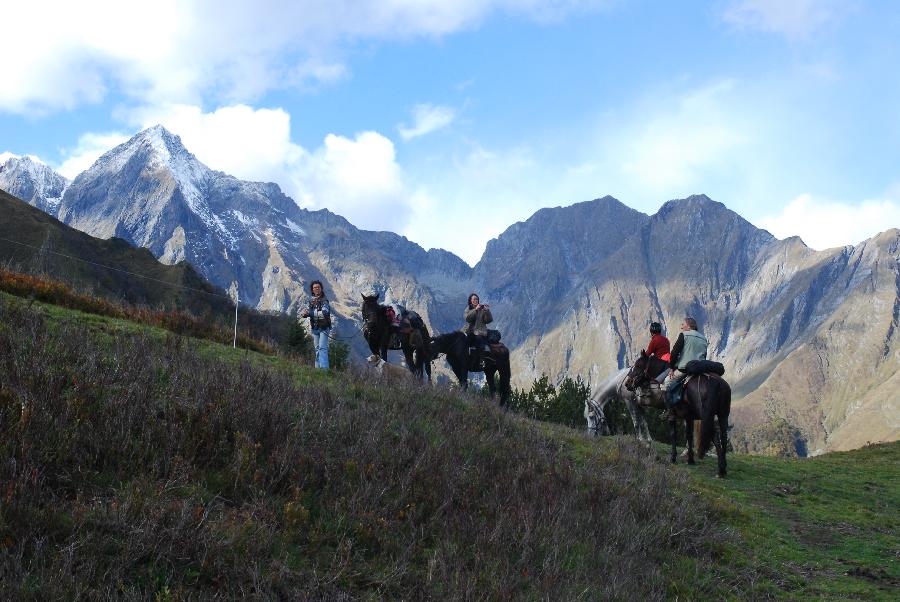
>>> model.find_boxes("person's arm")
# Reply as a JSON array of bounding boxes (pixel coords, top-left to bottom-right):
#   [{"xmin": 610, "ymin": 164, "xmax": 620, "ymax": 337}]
[
  {"xmin": 464, "ymin": 307, "xmax": 478, "ymax": 324},
  {"xmin": 482, "ymin": 308, "xmax": 493, "ymax": 325},
  {"xmin": 669, "ymin": 333, "xmax": 685, "ymax": 370}
]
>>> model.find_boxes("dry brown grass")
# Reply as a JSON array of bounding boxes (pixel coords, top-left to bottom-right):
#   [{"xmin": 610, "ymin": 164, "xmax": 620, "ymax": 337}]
[{"xmin": 0, "ymin": 296, "xmax": 750, "ymax": 599}]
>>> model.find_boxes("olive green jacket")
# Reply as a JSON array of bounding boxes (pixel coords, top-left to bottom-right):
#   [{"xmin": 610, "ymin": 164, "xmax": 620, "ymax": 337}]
[{"xmin": 463, "ymin": 306, "xmax": 493, "ymax": 337}]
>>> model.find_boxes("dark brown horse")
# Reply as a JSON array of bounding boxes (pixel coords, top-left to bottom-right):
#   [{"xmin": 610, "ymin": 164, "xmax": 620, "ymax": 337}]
[
  {"xmin": 625, "ymin": 351, "xmax": 731, "ymax": 477},
  {"xmin": 429, "ymin": 332, "xmax": 511, "ymax": 407},
  {"xmin": 361, "ymin": 293, "xmax": 431, "ymax": 381}
]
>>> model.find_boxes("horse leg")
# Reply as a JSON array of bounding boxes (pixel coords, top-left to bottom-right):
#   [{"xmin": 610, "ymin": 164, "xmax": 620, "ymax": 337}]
[
  {"xmin": 669, "ymin": 418, "xmax": 678, "ymax": 464},
  {"xmin": 402, "ymin": 346, "xmax": 418, "ymax": 378},
  {"xmin": 686, "ymin": 418, "xmax": 695, "ymax": 465},
  {"xmin": 716, "ymin": 413, "xmax": 728, "ymax": 478},
  {"xmin": 486, "ymin": 367, "xmax": 497, "ymax": 401},
  {"xmin": 499, "ymin": 359, "xmax": 511, "ymax": 409},
  {"xmin": 628, "ymin": 396, "xmax": 652, "ymax": 443}
]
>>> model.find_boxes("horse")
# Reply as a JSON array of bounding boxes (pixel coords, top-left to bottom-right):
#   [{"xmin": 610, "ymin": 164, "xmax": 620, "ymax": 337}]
[
  {"xmin": 429, "ymin": 331, "xmax": 511, "ymax": 407},
  {"xmin": 584, "ymin": 367, "xmax": 666, "ymax": 441},
  {"xmin": 361, "ymin": 293, "xmax": 432, "ymax": 381},
  {"xmin": 625, "ymin": 352, "xmax": 732, "ymax": 477}
]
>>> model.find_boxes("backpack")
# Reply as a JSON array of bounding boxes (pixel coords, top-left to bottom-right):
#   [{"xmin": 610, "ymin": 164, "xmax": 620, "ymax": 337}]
[
  {"xmin": 683, "ymin": 359, "xmax": 725, "ymax": 376},
  {"xmin": 486, "ymin": 329, "xmax": 502, "ymax": 344}
]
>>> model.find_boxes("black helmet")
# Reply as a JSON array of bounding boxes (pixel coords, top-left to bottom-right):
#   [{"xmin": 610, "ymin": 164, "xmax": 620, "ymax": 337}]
[{"xmin": 649, "ymin": 322, "xmax": 662, "ymax": 334}]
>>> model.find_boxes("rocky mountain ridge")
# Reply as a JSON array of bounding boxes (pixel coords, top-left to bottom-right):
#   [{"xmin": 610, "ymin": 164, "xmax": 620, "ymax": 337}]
[
  {"xmin": 2, "ymin": 126, "xmax": 897, "ymax": 455},
  {"xmin": 0, "ymin": 155, "xmax": 68, "ymax": 214}
]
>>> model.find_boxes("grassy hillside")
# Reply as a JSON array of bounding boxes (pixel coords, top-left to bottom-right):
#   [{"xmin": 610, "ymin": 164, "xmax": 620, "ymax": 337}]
[
  {"xmin": 0, "ymin": 189, "xmax": 224, "ymax": 311},
  {"xmin": 0, "ymin": 189, "xmax": 295, "ymax": 343},
  {"xmin": 0, "ymin": 294, "xmax": 896, "ymax": 599}
]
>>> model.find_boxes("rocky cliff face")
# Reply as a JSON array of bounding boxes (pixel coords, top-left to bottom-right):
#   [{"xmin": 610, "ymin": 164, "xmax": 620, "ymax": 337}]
[
  {"xmin": 0, "ymin": 155, "xmax": 68, "ymax": 215},
  {"xmin": 3, "ymin": 127, "xmax": 897, "ymax": 455},
  {"xmin": 45, "ymin": 127, "xmax": 472, "ymax": 358}
]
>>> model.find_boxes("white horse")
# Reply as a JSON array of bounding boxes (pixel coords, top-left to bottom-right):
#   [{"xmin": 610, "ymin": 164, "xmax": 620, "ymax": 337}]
[{"xmin": 584, "ymin": 367, "xmax": 654, "ymax": 442}]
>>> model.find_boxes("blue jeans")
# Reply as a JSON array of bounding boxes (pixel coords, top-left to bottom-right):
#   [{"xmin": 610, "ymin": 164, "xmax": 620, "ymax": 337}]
[
  {"xmin": 666, "ymin": 373, "xmax": 686, "ymax": 408},
  {"xmin": 311, "ymin": 328, "xmax": 330, "ymax": 369}
]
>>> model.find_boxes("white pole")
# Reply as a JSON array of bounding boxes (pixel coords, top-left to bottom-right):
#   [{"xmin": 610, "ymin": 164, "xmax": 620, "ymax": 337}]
[{"xmin": 233, "ymin": 290, "xmax": 239, "ymax": 348}]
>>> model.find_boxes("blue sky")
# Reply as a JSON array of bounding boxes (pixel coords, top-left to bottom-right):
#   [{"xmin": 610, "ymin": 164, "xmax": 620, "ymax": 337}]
[{"xmin": 2, "ymin": 0, "xmax": 899, "ymax": 265}]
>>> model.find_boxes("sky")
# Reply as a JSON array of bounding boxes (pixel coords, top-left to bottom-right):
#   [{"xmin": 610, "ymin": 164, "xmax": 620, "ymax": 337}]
[{"xmin": 2, "ymin": 0, "xmax": 899, "ymax": 265}]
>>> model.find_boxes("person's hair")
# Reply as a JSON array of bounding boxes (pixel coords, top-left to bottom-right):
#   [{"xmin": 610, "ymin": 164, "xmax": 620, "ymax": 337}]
[
  {"xmin": 649, "ymin": 322, "xmax": 662, "ymax": 334},
  {"xmin": 310, "ymin": 280, "xmax": 325, "ymax": 296},
  {"xmin": 467, "ymin": 293, "xmax": 480, "ymax": 309},
  {"xmin": 684, "ymin": 316, "xmax": 698, "ymax": 331}
]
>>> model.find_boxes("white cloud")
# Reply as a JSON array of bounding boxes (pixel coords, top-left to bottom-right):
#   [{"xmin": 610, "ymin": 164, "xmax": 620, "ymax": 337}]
[
  {"xmin": 398, "ymin": 104, "xmax": 457, "ymax": 140},
  {"xmin": 295, "ymin": 131, "xmax": 408, "ymax": 232},
  {"xmin": 722, "ymin": 0, "xmax": 852, "ymax": 39},
  {"xmin": 401, "ymin": 142, "xmax": 547, "ymax": 264},
  {"xmin": 56, "ymin": 132, "xmax": 131, "ymax": 179},
  {"xmin": 618, "ymin": 80, "xmax": 749, "ymax": 195},
  {"xmin": 2, "ymin": 0, "xmax": 611, "ymax": 115},
  {"xmin": 757, "ymin": 194, "xmax": 900, "ymax": 249}
]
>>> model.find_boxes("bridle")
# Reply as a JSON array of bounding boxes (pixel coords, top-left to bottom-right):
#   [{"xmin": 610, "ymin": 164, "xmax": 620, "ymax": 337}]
[{"xmin": 624, "ymin": 358, "xmax": 651, "ymax": 392}]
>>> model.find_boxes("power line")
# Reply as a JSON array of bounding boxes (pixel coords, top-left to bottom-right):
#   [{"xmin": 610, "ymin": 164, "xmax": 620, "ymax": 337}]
[{"xmin": 0, "ymin": 234, "xmax": 234, "ymax": 301}]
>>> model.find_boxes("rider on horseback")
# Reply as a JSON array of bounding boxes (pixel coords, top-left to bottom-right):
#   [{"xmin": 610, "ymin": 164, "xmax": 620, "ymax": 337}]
[
  {"xmin": 665, "ymin": 316, "xmax": 708, "ymax": 411},
  {"xmin": 645, "ymin": 321, "xmax": 670, "ymax": 383},
  {"xmin": 463, "ymin": 293, "xmax": 492, "ymax": 370}
]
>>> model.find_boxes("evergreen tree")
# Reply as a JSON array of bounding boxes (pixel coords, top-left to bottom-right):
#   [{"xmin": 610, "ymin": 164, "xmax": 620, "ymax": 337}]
[{"xmin": 284, "ymin": 310, "xmax": 313, "ymax": 360}]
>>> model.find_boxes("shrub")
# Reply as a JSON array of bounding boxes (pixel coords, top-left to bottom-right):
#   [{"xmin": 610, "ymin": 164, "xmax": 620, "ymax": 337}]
[{"xmin": 508, "ymin": 374, "xmax": 591, "ymax": 428}]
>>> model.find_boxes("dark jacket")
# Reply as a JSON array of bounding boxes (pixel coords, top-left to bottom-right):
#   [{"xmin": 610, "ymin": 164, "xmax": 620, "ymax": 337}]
[{"xmin": 307, "ymin": 296, "xmax": 332, "ymax": 330}]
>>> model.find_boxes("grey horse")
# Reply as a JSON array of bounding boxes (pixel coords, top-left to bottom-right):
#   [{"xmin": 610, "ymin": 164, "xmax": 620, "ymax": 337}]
[{"xmin": 584, "ymin": 368, "xmax": 654, "ymax": 442}]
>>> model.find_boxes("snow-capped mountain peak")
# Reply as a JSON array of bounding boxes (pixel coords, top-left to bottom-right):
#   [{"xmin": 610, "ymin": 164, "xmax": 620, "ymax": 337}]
[{"xmin": 0, "ymin": 154, "xmax": 69, "ymax": 214}]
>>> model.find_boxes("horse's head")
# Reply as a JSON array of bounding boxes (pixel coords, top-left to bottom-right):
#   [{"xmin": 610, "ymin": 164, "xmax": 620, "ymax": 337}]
[
  {"xmin": 623, "ymin": 350, "xmax": 650, "ymax": 391},
  {"xmin": 361, "ymin": 293, "xmax": 381, "ymax": 324},
  {"xmin": 584, "ymin": 397, "xmax": 610, "ymax": 436},
  {"xmin": 428, "ymin": 333, "xmax": 459, "ymax": 358}
]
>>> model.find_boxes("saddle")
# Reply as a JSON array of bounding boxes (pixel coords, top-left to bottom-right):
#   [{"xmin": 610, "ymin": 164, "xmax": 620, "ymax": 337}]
[
  {"xmin": 387, "ymin": 310, "xmax": 424, "ymax": 350},
  {"xmin": 466, "ymin": 343, "xmax": 505, "ymax": 371},
  {"xmin": 636, "ymin": 381, "xmax": 666, "ymax": 408}
]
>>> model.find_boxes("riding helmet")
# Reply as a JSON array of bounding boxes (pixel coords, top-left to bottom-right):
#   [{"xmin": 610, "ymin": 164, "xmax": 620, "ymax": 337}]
[{"xmin": 649, "ymin": 322, "xmax": 662, "ymax": 334}]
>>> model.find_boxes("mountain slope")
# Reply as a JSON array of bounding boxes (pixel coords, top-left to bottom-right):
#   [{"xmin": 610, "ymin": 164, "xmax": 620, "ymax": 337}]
[
  {"xmin": 55, "ymin": 126, "xmax": 473, "ymax": 354},
  {"xmin": 0, "ymin": 188, "xmax": 231, "ymax": 314}
]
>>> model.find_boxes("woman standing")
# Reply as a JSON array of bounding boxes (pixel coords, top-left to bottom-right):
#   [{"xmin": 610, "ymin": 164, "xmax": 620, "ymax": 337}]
[{"xmin": 300, "ymin": 280, "xmax": 332, "ymax": 369}]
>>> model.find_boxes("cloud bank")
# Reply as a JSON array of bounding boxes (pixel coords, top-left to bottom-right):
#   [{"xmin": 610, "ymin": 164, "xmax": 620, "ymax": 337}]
[
  {"xmin": 758, "ymin": 193, "xmax": 900, "ymax": 250},
  {"xmin": 2, "ymin": 0, "xmax": 610, "ymax": 115}
]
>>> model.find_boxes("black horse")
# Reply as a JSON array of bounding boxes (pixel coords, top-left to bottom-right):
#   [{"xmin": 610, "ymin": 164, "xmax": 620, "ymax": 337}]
[
  {"xmin": 361, "ymin": 293, "xmax": 432, "ymax": 381},
  {"xmin": 625, "ymin": 351, "xmax": 732, "ymax": 478},
  {"xmin": 430, "ymin": 331, "xmax": 511, "ymax": 407}
]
